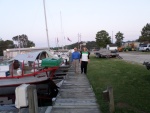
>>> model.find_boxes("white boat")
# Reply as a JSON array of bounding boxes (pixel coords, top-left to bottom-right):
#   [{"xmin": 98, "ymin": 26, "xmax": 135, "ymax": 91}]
[{"xmin": 0, "ymin": 50, "xmax": 62, "ymax": 96}]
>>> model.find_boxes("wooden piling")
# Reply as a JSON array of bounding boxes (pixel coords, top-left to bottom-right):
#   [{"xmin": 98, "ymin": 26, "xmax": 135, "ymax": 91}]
[
  {"xmin": 108, "ymin": 87, "xmax": 115, "ymax": 113},
  {"xmin": 27, "ymin": 85, "xmax": 38, "ymax": 113}
]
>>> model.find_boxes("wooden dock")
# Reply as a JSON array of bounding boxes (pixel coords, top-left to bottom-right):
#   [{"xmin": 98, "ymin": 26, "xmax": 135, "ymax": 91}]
[
  {"xmin": 51, "ymin": 67, "xmax": 101, "ymax": 113},
  {"xmin": 0, "ymin": 66, "xmax": 101, "ymax": 113}
]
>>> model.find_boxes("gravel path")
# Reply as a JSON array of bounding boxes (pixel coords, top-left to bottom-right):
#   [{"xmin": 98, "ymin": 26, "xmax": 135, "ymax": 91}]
[{"xmin": 119, "ymin": 52, "xmax": 150, "ymax": 64}]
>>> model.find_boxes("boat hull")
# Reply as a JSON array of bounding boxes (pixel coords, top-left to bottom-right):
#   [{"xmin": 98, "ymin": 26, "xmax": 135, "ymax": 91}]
[{"xmin": 0, "ymin": 74, "xmax": 51, "ymax": 96}]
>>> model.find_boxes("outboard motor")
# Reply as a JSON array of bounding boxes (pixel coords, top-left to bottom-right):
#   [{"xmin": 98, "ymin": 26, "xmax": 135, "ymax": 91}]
[{"xmin": 48, "ymin": 80, "xmax": 59, "ymax": 97}]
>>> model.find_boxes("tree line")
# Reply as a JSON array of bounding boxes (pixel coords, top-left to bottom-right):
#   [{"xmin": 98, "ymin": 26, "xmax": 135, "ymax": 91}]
[
  {"xmin": 53, "ymin": 41, "xmax": 98, "ymax": 50},
  {"xmin": 57, "ymin": 23, "xmax": 150, "ymax": 50},
  {"xmin": 95, "ymin": 23, "xmax": 150, "ymax": 48},
  {"xmin": 66, "ymin": 23, "xmax": 150, "ymax": 50},
  {"xmin": 0, "ymin": 34, "xmax": 35, "ymax": 55},
  {"xmin": 1, "ymin": 23, "xmax": 149, "ymax": 55}
]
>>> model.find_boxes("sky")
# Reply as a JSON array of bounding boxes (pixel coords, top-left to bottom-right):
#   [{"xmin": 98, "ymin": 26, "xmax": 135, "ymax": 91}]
[{"xmin": 0, "ymin": 0, "xmax": 150, "ymax": 47}]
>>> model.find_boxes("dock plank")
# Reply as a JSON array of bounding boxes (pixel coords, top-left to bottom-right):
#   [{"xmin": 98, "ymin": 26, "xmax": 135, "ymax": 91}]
[{"xmin": 50, "ymin": 67, "xmax": 101, "ymax": 113}]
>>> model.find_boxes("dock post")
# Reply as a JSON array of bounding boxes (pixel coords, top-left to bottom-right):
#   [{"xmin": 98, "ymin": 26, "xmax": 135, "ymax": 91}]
[
  {"xmin": 69, "ymin": 52, "xmax": 72, "ymax": 67},
  {"xmin": 27, "ymin": 85, "xmax": 38, "ymax": 113},
  {"xmin": 108, "ymin": 87, "xmax": 115, "ymax": 113}
]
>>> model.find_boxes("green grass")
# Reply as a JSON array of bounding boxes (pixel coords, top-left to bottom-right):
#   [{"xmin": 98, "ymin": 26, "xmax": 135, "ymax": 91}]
[{"xmin": 87, "ymin": 56, "xmax": 150, "ymax": 113}]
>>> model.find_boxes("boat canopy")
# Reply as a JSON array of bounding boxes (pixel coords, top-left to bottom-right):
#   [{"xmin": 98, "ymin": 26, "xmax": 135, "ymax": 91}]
[{"xmin": 13, "ymin": 50, "xmax": 56, "ymax": 61}]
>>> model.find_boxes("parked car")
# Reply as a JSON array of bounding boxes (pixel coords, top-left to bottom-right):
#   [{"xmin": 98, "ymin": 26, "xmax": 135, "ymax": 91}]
[
  {"xmin": 139, "ymin": 44, "xmax": 150, "ymax": 52},
  {"xmin": 94, "ymin": 49, "xmax": 118, "ymax": 58}
]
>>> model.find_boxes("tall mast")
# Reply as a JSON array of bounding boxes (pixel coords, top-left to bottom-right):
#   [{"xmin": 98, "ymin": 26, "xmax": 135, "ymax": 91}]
[
  {"xmin": 78, "ymin": 33, "xmax": 81, "ymax": 50},
  {"xmin": 43, "ymin": 0, "xmax": 50, "ymax": 50},
  {"xmin": 18, "ymin": 35, "xmax": 20, "ymax": 54},
  {"xmin": 112, "ymin": 31, "xmax": 113, "ymax": 44},
  {"xmin": 60, "ymin": 11, "xmax": 64, "ymax": 50},
  {"xmin": 78, "ymin": 33, "xmax": 79, "ymax": 49}
]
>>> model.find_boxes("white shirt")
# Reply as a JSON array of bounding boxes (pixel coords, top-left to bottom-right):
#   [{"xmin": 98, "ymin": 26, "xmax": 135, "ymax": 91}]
[{"xmin": 80, "ymin": 51, "xmax": 90, "ymax": 62}]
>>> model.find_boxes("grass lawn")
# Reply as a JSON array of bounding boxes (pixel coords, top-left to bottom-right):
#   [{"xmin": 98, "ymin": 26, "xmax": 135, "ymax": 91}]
[{"xmin": 87, "ymin": 56, "xmax": 150, "ymax": 113}]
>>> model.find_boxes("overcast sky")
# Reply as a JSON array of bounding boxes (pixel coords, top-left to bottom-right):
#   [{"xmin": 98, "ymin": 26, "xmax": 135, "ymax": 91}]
[{"xmin": 0, "ymin": 0, "xmax": 150, "ymax": 47}]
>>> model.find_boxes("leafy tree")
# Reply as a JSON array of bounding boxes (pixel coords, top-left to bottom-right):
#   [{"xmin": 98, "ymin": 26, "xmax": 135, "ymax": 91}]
[
  {"xmin": 86, "ymin": 41, "xmax": 98, "ymax": 50},
  {"xmin": 138, "ymin": 23, "xmax": 150, "ymax": 43},
  {"xmin": 63, "ymin": 41, "xmax": 98, "ymax": 50},
  {"xmin": 27, "ymin": 40, "xmax": 35, "ymax": 47},
  {"xmin": 12, "ymin": 34, "xmax": 35, "ymax": 48},
  {"xmin": 95, "ymin": 30, "xmax": 111, "ymax": 48},
  {"xmin": 115, "ymin": 31, "xmax": 124, "ymax": 47},
  {"xmin": 0, "ymin": 39, "xmax": 15, "ymax": 56},
  {"xmin": 5, "ymin": 40, "xmax": 15, "ymax": 48}
]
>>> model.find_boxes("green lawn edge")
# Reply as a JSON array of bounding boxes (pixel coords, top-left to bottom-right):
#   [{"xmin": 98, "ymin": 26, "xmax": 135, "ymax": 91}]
[{"xmin": 87, "ymin": 56, "xmax": 150, "ymax": 113}]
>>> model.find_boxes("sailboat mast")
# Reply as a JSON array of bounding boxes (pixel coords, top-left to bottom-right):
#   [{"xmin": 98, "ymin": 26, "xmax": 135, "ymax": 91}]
[
  {"xmin": 43, "ymin": 0, "xmax": 50, "ymax": 50},
  {"xmin": 18, "ymin": 35, "xmax": 21, "ymax": 54},
  {"xmin": 60, "ymin": 11, "xmax": 64, "ymax": 50},
  {"xmin": 112, "ymin": 31, "xmax": 113, "ymax": 43}
]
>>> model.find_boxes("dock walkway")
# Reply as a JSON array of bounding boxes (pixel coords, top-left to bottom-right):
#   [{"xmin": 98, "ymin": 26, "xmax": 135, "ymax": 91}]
[{"xmin": 51, "ymin": 67, "xmax": 101, "ymax": 113}]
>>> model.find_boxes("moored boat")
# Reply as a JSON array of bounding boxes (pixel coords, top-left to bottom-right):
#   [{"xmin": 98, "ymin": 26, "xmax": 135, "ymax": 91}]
[{"xmin": 0, "ymin": 50, "xmax": 62, "ymax": 96}]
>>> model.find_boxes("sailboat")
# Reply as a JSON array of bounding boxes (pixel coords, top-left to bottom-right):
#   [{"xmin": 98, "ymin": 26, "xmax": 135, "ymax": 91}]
[
  {"xmin": 0, "ymin": 50, "xmax": 62, "ymax": 96},
  {"xmin": 0, "ymin": 0, "xmax": 63, "ymax": 96}
]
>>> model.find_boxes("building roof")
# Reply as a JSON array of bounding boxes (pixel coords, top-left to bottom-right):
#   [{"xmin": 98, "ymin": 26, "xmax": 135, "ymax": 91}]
[{"xmin": 6, "ymin": 47, "xmax": 49, "ymax": 52}]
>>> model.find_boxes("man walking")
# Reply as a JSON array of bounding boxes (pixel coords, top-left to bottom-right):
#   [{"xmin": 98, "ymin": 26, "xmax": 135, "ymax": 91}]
[{"xmin": 71, "ymin": 47, "xmax": 80, "ymax": 74}]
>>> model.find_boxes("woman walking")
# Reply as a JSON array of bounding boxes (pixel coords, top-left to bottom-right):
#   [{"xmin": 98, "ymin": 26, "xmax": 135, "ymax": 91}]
[{"xmin": 80, "ymin": 47, "xmax": 90, "ymax": 74}]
